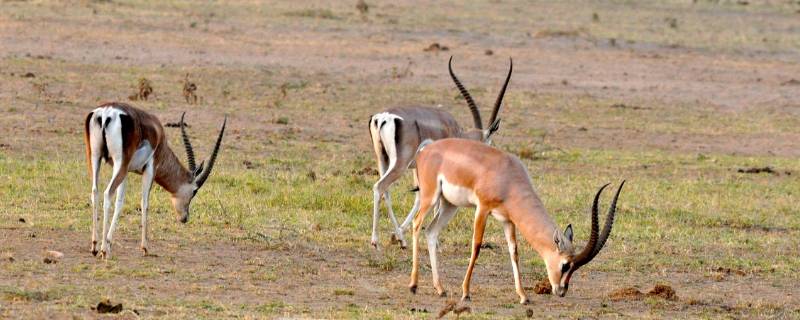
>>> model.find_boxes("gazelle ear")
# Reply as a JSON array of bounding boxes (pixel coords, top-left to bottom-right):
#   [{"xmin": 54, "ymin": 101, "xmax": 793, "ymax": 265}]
[
  {"xmin": 553, "ymin": 229, "xmax": 561, "ymax": 247},
  {"xmin": 564, "ymin": 224, "xmax": 573, "ymax": 242},
  {"xmin": 485, "ymin": 118, "xmax": 501, "ymax": 139}
]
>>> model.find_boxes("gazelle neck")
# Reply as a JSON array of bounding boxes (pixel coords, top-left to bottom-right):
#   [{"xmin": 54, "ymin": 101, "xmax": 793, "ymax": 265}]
[
  {"xmin": 153, "ymin": 144, "xmax": 193, "ymax": 195},
  {"xmin": 505, "ymin": 190, "xmax": 559, "ymax": 258}
]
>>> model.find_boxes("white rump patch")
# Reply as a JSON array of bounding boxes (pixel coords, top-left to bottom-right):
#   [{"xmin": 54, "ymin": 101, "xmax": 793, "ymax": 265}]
[{"xmin": 371, "ymin": 112, "xmax": 404, "ymax": 175}]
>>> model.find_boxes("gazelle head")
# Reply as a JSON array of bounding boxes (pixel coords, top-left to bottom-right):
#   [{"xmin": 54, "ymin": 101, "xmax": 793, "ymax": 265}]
[
  {"xmin": 448, "ymin": 56, "xmax": 512, "ymax": 144},
  {"xmin": 545, "ymin": 181, "xmax": 625, "ymax": 297},
  {"xmin": 173, "ymin": 113, "xmax": 227, "ymax": 223}
]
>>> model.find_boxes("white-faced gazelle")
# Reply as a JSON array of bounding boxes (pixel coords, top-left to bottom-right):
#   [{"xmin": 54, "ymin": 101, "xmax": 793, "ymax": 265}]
[
  {"xmin": 368, "ymin": 56, "xmax": 513, "ymax": 248},
  {"xmin": 407, "ymin": 138, "xmax": 624, "ymax": 304},
  {"xmin": 84, "ymin": 102, "xmax": 226, "ymax": 259}
]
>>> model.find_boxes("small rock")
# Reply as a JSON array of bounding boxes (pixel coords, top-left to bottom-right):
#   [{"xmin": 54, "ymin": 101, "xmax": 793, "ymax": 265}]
[
  {"xmin": 18, "ymin": 218, "xmax": 25, "ymax": 223},
  {"xmin": 22, "ymin": 72, "xmax": 35, "ymax": 78},
  {"xmin": 484, "ymin": 49, "xmax": 494, "ymax": 56}
]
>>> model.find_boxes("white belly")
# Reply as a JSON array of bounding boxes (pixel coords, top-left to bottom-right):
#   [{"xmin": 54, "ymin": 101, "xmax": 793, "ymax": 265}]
[
  {"xmin": 439, "ymin": 175, "xmax": 478, "ymax": 208},
  {"xmin": 128, "ymin": 142, "xmax": 153, "ymax": 173}
]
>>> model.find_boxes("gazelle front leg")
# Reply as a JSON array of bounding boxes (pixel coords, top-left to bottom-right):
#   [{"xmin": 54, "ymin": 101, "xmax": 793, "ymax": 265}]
[
  {"xmin": 399, "ymin": 168, "xmax": 420, "ymax": 232},
  {"xmin": 140, "ymin": 160, "xmax": 154, "ymax": 256},
  {"xmin": 462, "ymin": 206, "xmax": 490, "ymax": 302},
  {"xmin": 427, "ymin": 201, "xmax": 457, "ymax": 297},
  {"xmin": 503, "ymin": 221, "xmax": 528, "ymax": 304}
]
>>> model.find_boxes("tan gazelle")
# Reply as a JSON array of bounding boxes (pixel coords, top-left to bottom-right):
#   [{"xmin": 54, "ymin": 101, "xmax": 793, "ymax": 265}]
[
  {"xmin": 84, "ymin": 102, "xmax": 226, "ymax": 259},
  {"xmin": 407, "ymin": 138, "xmax": 624, "ymax": 304},
  {"xmin": 368, "ymin": 56, "xmax": 513, "ymax": 248}
]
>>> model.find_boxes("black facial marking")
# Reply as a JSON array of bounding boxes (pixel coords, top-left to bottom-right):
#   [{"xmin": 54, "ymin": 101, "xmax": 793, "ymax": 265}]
[{"xmin": 561, "ymin": 262, "xmax": 570, "ymax": 274}]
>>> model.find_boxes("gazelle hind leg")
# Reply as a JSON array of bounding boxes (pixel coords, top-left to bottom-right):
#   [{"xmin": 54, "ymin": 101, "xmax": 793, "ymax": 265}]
[
  {"xmin": 409, "ymin": 186, "xmax": 439, "ymax": 293},
  {"xmin": 427, "ymin": 200, "xmax": 457, "ymax": 297},
  {"xmin": 383, "ymin": 192, "xmax": 407, "ymax": 248},
  {"xmin": 371, "ymin": 164, "xmax": 404, "ymax": 248},
  {"xmin": 503, "ymin": 221, "xmax": 528, "ymax": 304},
  {"xmin": 101, "ymin": 177, "xmax": 127, "ymax": 260},
  {"xmin": 462, "ymin": 205, "xmax": 490, "ymax": 302},
  {"xmin": 140, "ymin": 160, "xmax": 154, "ymax": 256},
  {"xmin": 90, "ymin": 155, "xmax": 101, "ymax": 255}
]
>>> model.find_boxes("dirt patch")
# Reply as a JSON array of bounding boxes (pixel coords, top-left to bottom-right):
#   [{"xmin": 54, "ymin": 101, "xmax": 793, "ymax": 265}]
[
  {"xmin": 714, "ymin": 267, "xmax": 746, "ymax": 276},
  {"xmin": 611, "ymin": 103, "xmax": 647, "ymax": 110},
  {"xmin": 608, "ymin": 284, "xmax": 678, "ymax": 301},
  {"xmin": 93, "ymin": 300, "xmax": 123, "ymax": 314},
  {"xmin": 781, "ymin": 79, "xmax": 800, "ymax": 86},
  {"xmin": 608, "ymin": 287, "xmax": 644, "ymax": 301},
  {"xmin": 648, "ymin": 284, "xmax": 678, "ymax": 301},
  {"xmin": 423, "ymin": 43, "xmax": 449, "ymax": 52},
  {"xmin": 736, "ymin": 166, "xmax": 791, "ymax": 176},
  {"xmin": 533, "ymin": 28, "xmax": 586, "ymax": 39},
  {"xmin": 533, "ymin": 279, "xmax": 552, "ymax": 295}
]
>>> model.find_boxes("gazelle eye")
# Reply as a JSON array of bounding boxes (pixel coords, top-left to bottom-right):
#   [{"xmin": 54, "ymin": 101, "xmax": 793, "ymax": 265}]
[{"xmin": 560, "ymin": 263, "xmax": 570, "ymax": 274}]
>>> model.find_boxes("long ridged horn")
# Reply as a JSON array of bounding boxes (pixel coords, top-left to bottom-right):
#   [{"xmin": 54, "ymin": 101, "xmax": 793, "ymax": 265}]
[
  {"xmin": 589, "ymin": 180, "xmax": 625, "ymax": 259},
  {"xmin": 448, "ymin": 56, "xmax": 482, "ymax": 130},
  {"xmin": 487, "ymin": 57, "xmax": 512, "ymax": 129},
  {"xmin": 572, "ymin": 183, "xmax": 609, "ymax": 268},
  {"xmin": 194, "ymin": 116, "xmax": 227, "ymax": 188},
  {"xmin": 180, "ymin": 112, "xmax": 197, "ymax": 173}
]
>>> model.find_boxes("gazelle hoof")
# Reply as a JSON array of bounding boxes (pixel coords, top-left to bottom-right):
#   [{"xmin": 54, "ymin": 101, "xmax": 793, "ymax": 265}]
[
  {"xmin": 461, "ymin": 295, "xmax": 471, "ymax": 302},
  {"xmin": 437, "ymin": 290, "xmax": 447, "ymax": 297},
  {"xmin": 370, "ymin": 241, "xmax": 378, "ymax": 249},
  {"xmin": 409, "ymin": 285, "xmax": 418, "ymax": 294},
  {"xmin": 91, "ymin": 249, "xmax": 98, "ymax": 256},
  {"xmin": 141, "ymin": 247, "xmax": 148, "ymax": 257},
  {"xmin": 520, "ymin": 297, "xmax": 529, "ymax": 305}
]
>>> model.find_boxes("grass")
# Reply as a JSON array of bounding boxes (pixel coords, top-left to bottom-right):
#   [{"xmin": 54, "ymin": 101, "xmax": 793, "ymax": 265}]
[{"xmin": 1, "ymin": 0, "xmax": 799, "ymax": 318}]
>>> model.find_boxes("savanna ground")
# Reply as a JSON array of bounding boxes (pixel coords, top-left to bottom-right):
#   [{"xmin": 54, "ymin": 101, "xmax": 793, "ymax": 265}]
[{"xmin": 1, "ymin": 0, "xmax": 799, "ymax": 318}]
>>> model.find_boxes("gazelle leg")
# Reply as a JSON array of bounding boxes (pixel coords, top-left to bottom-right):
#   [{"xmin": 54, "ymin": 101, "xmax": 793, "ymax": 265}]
[
  {"xmin": 427, "ymin": 201, "xmax": 457, "ymax": 297},
  {"xmin": 102, "ymin": 179, "xmax": 126, "ymax": 260},
  {"xmin": 462, "ymin": 205, "xmax": 490, "ymax": 302},
  {"xmin": 100, "ymin": 163, "xmax": 121, "ymax": 258},
  {"xmin": 90, "ymin": 156, "xmax": 101, "ymax": 255},
  {"xmin": 503, "ymin": 221, "xmax": 528, "ymax": 304},
  {"xmin": 371, "ymin": 166, "xmax": 404, "ymax": 248},
  {"xmin": 384, "ymin": 192, "xmax": 406, "ymax": 248},
  {"xmin": 100, "ymin": 159, "xmax": 128, "ymax": 260},
  {"xmin": 140, "ymin": 160, "xmax": 154, "ymax": 256},
  {"xmin": 400, "ymin": 169, "xmax": 420, "ymax": 231},
  {"xmin": 409, "ymin": 191, "xmax": 437, "ymax": 293}
]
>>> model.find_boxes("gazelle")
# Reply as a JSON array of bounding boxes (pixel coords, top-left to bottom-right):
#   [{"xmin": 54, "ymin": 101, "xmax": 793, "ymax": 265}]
[
  {"xmin": 83, "ymin": 102, "xmax": 226, "ymax": 259},
  {"xmin": 368, "ymin": 56, "xmax": 512, "ymax": 248},
  {"xmin": 407, "ymin": 138, "xmax": 624, "ymax": 304}
]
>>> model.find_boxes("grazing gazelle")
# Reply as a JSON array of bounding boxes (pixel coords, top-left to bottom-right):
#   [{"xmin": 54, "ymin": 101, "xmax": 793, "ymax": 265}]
[
  {"xmin": 407, "ymin": 138, "xmax": 624, "ymax": 304},
  {"xmin": 83, "ymin": 102, "xmax": 226, "ymax": 259},
  {"xmin": 368, "ymin": 56, "xmax": 513, "ymax": 248}
]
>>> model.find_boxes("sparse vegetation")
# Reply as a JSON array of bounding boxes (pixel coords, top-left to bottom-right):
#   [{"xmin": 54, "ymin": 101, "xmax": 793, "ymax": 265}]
[{"xmin": 0, "ymin": 0, "xmax": 798, "ymax": 318}]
